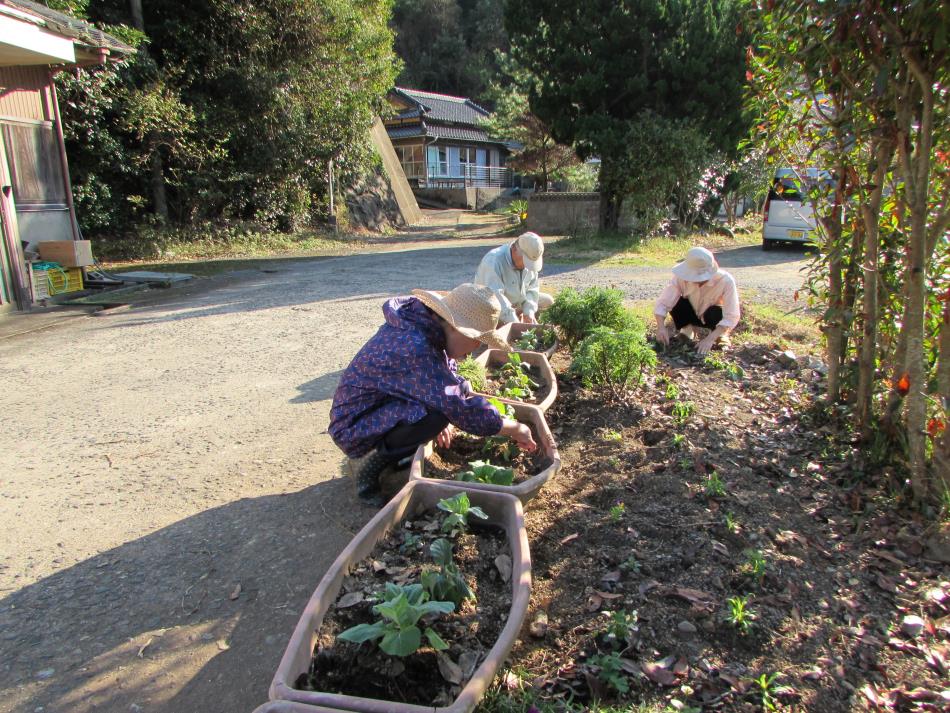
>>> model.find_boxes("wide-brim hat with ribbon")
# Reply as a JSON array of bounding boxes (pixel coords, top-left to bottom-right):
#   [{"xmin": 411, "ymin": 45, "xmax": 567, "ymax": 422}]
[
  {"xmin": 672, "ymin": 246, "xmax": 720, "ymax": 282},
  {"xmin": 412, "ymin": 283, "xmax": 511, "ymax": 352}
]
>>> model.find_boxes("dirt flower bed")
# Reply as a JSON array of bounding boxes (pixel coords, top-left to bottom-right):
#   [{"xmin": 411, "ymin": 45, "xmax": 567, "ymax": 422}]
[
  {"xmin": 481, "ymin": 361, "xmax": 552, "ymax": 408},
  {"xmin": 426, "ymin": 430, "xmax": 549, "ymax": 484},
  {"xmin": 301, "ymin": 506, "xmax": 512, "ymax": 707},
  {"xmin": 489, "ymin": 339, "xmax": 949, "ymax": 712}
]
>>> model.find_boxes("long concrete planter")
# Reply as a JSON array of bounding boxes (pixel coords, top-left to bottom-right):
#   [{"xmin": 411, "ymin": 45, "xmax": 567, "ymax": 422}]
[
  {"xmin": 409, "ymin": 402, "xmax": 560, "ymax": 505},
  {"xmin": 253, "ymin": 702, "xmax": 348, "ymax": 713},
  {"xmin": 498, "ymin": 322, "xmax": 559, "ymax": 359},
  {"xmin": 269, "ymin": 480, "xmax": 532, "ymax": 713},
  {"xmin": 474, "ymin": 348, "xmax": 557, "ymax": 413}
]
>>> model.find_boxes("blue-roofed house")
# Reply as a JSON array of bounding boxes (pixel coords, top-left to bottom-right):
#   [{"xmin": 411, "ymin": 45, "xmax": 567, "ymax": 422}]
[{"xmin": 385, "ymin": 87, "xmax": 514, "ymax": 189}]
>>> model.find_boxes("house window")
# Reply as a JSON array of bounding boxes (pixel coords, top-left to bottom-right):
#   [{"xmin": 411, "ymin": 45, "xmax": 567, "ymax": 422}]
[{"xmin": 395, "ymin": 144, "xmax": 423, "ymax": 178}]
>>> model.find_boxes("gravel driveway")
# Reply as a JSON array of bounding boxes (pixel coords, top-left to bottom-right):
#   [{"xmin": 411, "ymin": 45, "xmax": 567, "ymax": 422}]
[{"xmin": 0, "ymin": 228, "xmax": 808, "ymax": 713}]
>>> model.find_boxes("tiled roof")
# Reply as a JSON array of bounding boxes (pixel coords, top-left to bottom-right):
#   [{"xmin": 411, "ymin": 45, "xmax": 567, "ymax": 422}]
[
  {"xmin": 427, "ymin": 124, "xmax": 494, "ymax": 142},
  {"xmin": 392, "ymin": 87, "xmax": 490, "ymax": 127},
  {"xmin": 2, "ymin": 0, "xmax": 135, "ymax": 56},
  {"xmin": 387, "ymin": 126, "xmax": 425, "ymax": 140}
]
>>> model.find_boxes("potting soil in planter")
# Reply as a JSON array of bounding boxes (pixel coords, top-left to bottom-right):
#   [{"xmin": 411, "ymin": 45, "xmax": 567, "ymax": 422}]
[
  {"xmin": 425, "ymin": 431, "xmax": 548, "ymax": 483},
  {"xmin": 298, "ymin": 507, "xmax": 512, "ymax": 706},
  {"xmin": 481, "ymin": 363, "xmax": 551, "ymax": 406}
]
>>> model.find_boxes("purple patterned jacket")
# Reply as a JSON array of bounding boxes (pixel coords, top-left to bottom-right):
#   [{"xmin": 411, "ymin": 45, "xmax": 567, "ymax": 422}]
[{"xmin": 328, "ymin": 297, "xmax": 503, "ymax": 458}]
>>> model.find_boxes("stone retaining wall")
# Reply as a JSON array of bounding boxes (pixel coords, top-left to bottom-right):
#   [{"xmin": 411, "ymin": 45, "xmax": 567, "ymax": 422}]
[{"xmin": 527, "ymin": 192, "xmax": 636, "ymax": 234}]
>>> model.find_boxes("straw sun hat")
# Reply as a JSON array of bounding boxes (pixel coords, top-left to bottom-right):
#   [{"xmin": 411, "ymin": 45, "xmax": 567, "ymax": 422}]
[
  {"xmin": 412, "ymin": 283, "xmax": 511, "ymax": 352},
  {"xmin": 672, "ymin": 246, "xmax": 720, "ymax": 282}
]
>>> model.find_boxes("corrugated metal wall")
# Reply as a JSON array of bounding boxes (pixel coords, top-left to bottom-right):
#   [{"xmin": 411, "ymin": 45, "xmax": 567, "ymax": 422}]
[{"xmin": 0, "ymin": 66, "xmax": 52, "ymax": 121}]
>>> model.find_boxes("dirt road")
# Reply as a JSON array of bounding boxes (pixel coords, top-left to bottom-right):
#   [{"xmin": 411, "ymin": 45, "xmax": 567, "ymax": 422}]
[{"xmin": 0, "ymin": 221, "xmax": 808, "ymax": 713}]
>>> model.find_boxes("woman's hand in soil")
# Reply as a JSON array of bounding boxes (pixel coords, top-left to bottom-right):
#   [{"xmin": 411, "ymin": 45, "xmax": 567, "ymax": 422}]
[
  {"xmin": 436, "ymin": 424, "xmax": 455, "ymax": 449},
  {"xmin": 523, "ymin": 313, "xmax": 538, "ymax": 325},
  {"xmin": 500, "ymin": 419, "xmax": 537, "ymax": 452},
  {"xmin": 696, "ymin": 334, "xmax": 717, "ymax": 355},
  {"xmin": 655, "ymin": 315, "xmax": 671, "ymax": 346}
]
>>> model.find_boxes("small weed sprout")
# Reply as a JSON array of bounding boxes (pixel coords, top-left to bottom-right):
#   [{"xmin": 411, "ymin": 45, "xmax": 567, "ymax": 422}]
[
  {"xmin": 586, "ymin": 651, "xmax": 630, "ymax": 694},
  {"xmin": 619, "ymin": 555, "xmax": 641, "ymax": 574},
  {"xmin": 609, "ymin": 502, "xmax": 626, "ymax": 522},
  {"xmin": 601, "ymin": 609, "xmax": 638, "ymax": 646},
  {"xmin": 741, "ymin": 548, "xmax": 768, "ymax": 581},
  {"xmin": 665, "ymin": 382, "xmax": 681, "ymax": 400},
  {"xmin": 725, "ymin": 595, "xmax": 755, "ymax": 634},
  {"xmin": 724, "ymin": 511, "xmax": 739, "ymax": 533},
  {"xmin": 753, "ymin": 672, "xmax": 783, "ymax": 711},
  {"xmin": 672, "ymin": 433, "xmax": 686, "ymax": 449},
  {"xmin": 704, "ymin": 471, "xmax": 726, "ymax": 498},
  {"xmin": 672, "ymin": 400, "xmax": 694, "ymax": 425},
  {"xmin": 602, "ymin": 428, "xmax": 623, "ymax": 442},
  {"xmin": 437, "ymin": 492, "xmax": 489, "ymax": 537},
  {"xmin": 337, "ymin": 583, "xmax": 454, "ymax": 657},
  {"xmin": 704, "ymin": 353, "xmax": 745, "ymax": 381}
]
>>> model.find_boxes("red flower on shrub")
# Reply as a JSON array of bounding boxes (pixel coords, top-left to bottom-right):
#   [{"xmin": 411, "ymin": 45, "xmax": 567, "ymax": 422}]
[
  {"xmin": 928, "ymin": 418, "xmax": 946, "ymax": 439},
  {"xmin": 896, "ymin": 373, "xmax": 910, "ymax": 395}
]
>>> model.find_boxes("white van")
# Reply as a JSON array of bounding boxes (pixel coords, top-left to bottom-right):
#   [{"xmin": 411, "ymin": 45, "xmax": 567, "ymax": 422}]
[{"xmin": 762, "ymin": 168, "xmax": 830, "ymax": 250}]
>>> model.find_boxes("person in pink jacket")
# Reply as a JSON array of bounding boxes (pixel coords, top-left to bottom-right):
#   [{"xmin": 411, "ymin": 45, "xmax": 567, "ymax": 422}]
[{"xmin": 654, "ymin": 246, "xmax": 740, "ymax": 355}]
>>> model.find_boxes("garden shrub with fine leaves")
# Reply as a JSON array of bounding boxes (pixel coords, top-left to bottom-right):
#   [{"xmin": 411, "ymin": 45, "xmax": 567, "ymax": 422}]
[
  {"xmin": 570, "ymin": 325, "xmax": 657, "ymax": 396},
  {"xmin": 542, "ymin": 287, "xmax": 641, "ymax": 349}
]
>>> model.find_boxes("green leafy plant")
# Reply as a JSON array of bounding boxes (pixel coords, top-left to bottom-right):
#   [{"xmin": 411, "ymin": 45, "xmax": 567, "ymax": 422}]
[
  {"xmin": 619, "ymin": 555, "xmax": 641, "ymax": 574},
  {"xmin": 724, "ymin": 511, "xmax": 739, "ymax": 534},
  {"xmin": 725, "ymin": 595, "xmax": 755, "ymax": 634},
  {"xmin": 438, "ymin": 492, "xmax": 489, "ymax": 536},
  {"xmin": 601, "ymin": 428, "xmax": 623, "ymax": 442},
  {"xmin": 703, "ymin": 353, "xmax": 745, "ymax": 381},
  {"xmin": 704, "ymin": 471, "xmax": 726, "ymax": 498},
  {"xmin": 753, "ymin": 672, "xmax": 782, "ymax": 711},
  {"xmin": 665, "ymin": 382, "xmax": 681, "ymax": 400},
  {"xmin": 494, "ymin": 352, "xmax": 539, "ymax": 402},
  {"xmin": 421, "ymin": 538, "xmax": 475, "ymax": 607},
  {"xmin": 400, "ymin": 532, "xmax": 423, "ymax": 554},
  {"xmin": 337, "ymin": 583, "xmax": 454, "ymax": 657},
  {"xmin": 586, "ymin": 652, "xmax": 630, "ymax": 694},
  {"xmin": 457, "ymin": 355, "xmax": 487, "ymax": 393},
  {"xmin": 601, "ymin": 609, "xmax": 638, "ymax": 646},
  {"xmin": 741, "ymin": 548, "xmax": 768, "ymax": 581},
  {"xmin": 570, "ymin": 326, "xmax": 657, "ymax": 397},
  {"xmin": 504, "ymin": 198, "xmax": 529, "ymax": 226},
  {"xmin": 457, "ymin": 460, "xmax": 515, "ymax": 486},
  {"xmin": 609, "ymin": 502, "xmax": 626, "ymax": 522},
  {"xmin": 672, "ymin": 400, "xmax": 694, "ymax": 425},
  {"xmin": 542, "ymin": 287, "xmax": 641, "ymax": 349},
  {"xmin": 672, "ymin": 433, "xmax": 686, "ymax": 449}
]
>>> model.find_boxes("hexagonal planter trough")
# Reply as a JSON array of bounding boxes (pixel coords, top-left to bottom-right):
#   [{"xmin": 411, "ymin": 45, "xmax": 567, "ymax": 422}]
[
  {"xmin": 498, "ymin": 321, "xmax": 559, "ymax": 359},
  {"xmin": 473, "ymin": 348, "xmax": 557, "ymax": 413},
  {"xmin": 253, "ymin": 702, "xmax": 348, "ymax": 713},
  {"xmin": 269, "ymin": 480, "xmax": 532, "ymax": 713},
  {"xmin": 409, "ymin": 402, "xmax": 560, "ymax": 505}
]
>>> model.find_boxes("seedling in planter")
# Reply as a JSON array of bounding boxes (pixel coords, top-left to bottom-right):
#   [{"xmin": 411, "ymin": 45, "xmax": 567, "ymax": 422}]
[
  {"xmin": 421, "ymin": 538, "xmax": 475, "ymax": 607},
  {"xmin": 457, "ymin": 460, "xmax": 515, "ymax": 486},
  {"xmin": 601, "ymin": 609, "xmax": 638, "ymax": 647},
  {"xmin": 672, "ymin": 400, "xmax": 694, "ymax": 425},
  {"xmin": 586, "ymin": 652, "xmax": 630, "ymax": 694},
  {"xmin": 457, "ymin": 355, "xmax": 487, "ymax": 393},
  {"xmin": 487, "ymin": 397, "xmax": 516, "ymax": 420},
  {"xmin": 337, "ymin": 583, "xmax": 454, "ymax": 657},
  {"xmin": 609, "ymin": 502, "xmax": 626, "ymax": 522},
  {"xmin": 725, "ymin": 595, "xmax": 756, "ymax": 634},
  {"xmin": 437, "ymin": 492, "xmax": 489, "ymax": 536},
  {"xmin": 704, "ymin": 471, "xmax": 726, "ymax": 498},
  {"xmin": 514, "ymin": 328, "xmax": 555, "ymax": 352},
  {"xmin": 400, "ymin": 531, "xmax": 423, "ymax": 553},
  {"xmin": 495, "ymin": 352, "xmax": 539, "ymax": 402},
  {"xmin": 741, "ymin": 548, "xmax": 768, "ymax": 581},
  {"xmin": 482, "ymin": 435, "xmax": 518, "ymax": 462}
]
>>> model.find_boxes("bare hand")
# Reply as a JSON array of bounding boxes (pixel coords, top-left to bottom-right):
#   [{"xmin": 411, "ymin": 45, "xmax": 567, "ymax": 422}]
[
  {"xmin": 523, "ymin": 314, "xmax": 538, "ymax": 325},
  {"xmin": 696, "ymin": 335, "xmax": 716, "ymax": 355},
  {"xmin": 656, "ymin": 324, "xmax": 671, "ymax": 346},
  {"xmin": 512, "ymin": 423, "xmax": 537, "ymax": 452},
  {"xmin": 436, "ymin": 424, "xmax": 455, "ymax": 449}
]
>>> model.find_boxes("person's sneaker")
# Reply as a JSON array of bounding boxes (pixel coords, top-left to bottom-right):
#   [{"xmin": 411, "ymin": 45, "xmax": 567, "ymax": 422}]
[{"xmin": 355, "ymin": 450, "xmax": 391, "ymax": 507}]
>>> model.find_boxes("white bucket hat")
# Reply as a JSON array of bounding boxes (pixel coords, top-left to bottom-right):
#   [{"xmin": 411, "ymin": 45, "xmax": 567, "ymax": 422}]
[
  {"xmin": 672, "ymin": 246, "xmax": 719, "ymax": 282},
  {"xmin": 515, "ymin": 232, "xmax": 544, "ymax": 271},
  {"xmin": 412, "ymin": 283, "xmax": 511, "ymax": 351}
]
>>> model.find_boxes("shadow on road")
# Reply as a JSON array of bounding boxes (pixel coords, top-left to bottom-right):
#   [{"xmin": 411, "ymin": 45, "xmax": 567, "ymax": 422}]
[
  {"xmin": 0, "ymin": 477, "xmax": 373, "ymax": 713},
  {"xmin": 292, "ymin": 370, "xmax": 345, "ymax": 404}
]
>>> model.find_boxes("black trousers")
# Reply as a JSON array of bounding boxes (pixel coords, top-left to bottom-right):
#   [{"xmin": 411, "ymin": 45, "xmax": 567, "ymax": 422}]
[
  {"xmin": 380, "ymin": 411, "xmax": 449, "ymax": 460},
  {"xmin": 670, "ymin": 296, "xmax": 723, "ymax": 330}
]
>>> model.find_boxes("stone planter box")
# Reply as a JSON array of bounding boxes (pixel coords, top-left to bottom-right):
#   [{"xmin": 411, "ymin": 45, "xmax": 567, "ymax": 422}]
[
  {"xmin": 409, "ymin": 402, "xmax": 560, "ymax": 505},
  {"xmin": 269, "ymin": 480, "xmax": 532, "ymax": 713},
  {"xmin": 474, "ymin": 348, "xmax": 557, "ymax": 413},
  {"xmin": 253, "ymin": 702, "xmax": 347, "ymax": 713},
  {"xmin": 498, "ymin": 322, "xmax": 559, "ymax": 359}
]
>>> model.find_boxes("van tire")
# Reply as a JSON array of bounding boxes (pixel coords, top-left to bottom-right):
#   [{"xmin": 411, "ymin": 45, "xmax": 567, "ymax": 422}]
[{"xmin": 762, "ymin": 239, "xmax": 774, "ymax": 251}]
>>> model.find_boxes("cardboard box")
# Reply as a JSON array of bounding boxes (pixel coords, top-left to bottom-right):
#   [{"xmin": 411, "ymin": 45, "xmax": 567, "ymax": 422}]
[{"xmin": 37, "ymin": 240, "xmax": 93, "ymax": 267}]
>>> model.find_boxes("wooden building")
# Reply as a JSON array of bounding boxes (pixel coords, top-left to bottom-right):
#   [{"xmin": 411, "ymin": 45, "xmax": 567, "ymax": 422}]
[
  {"xmin": 385, "ymin": 87, "xmax": 515, "ymax": 190},
  {"xmin": 0, "ymin": 0, "xmax": 132, "ymax": 313}
]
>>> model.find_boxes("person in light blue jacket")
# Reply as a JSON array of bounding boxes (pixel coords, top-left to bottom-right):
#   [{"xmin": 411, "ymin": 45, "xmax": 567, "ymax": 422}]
[{"xmin": 474, "ymin": 231, "xmax": 554, "ymax": 325}]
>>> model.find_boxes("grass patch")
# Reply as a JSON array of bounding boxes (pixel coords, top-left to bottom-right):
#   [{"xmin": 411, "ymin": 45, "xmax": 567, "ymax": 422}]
[
  {"xmin": 98, "ymin": 227, "xmax": 363, "ymax": 276},
  {"xmin": 546, "ymin": 220, "xmax": 760, "ymax": 267},
  {"xmin": 735, "ymin": 299, "xmax": 820, "ymax": 349}
]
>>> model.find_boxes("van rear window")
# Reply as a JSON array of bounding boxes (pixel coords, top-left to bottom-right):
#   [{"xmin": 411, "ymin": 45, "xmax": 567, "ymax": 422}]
[{"xmin": 769, "ymin": 178, "xmax": 803, "ymax": 202}]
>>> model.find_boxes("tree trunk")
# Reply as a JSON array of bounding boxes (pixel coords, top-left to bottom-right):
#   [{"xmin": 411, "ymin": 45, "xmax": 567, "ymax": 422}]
[
  {"xmin": 151, "ymin": 150, "xmax": 169, "ymax": 221},
  {"xmin": 598, "ymin": 157, "xmax": 621, "ymax": 231},
  {"xmin": 935, "ymin": 291, "xmax": 950, "ymax": 495},
  {"xmin": 856, "ymin": 140, "xmax": 893, "ymax": 436},
  {"xmin": 129, "ymin": 0, "xmax": 144, "ymax": 30}
]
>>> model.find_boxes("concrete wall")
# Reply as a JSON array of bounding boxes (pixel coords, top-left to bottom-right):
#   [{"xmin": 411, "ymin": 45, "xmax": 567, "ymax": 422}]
[
  {"xmin": 415, "ymin": 187, "xmax": 518, "ymax": 211},
  {"xmin": 368, "ymin": 117, "xmax": 422, "ymax": 225},
  {"xmin": 527, "ymin": 192, "xmax": 637, "ymax": 235}
]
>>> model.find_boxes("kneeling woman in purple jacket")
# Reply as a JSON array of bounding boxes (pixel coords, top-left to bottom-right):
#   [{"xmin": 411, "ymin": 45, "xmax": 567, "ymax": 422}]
[{"xmin": 329, "ymin": 283, "xmax": 537, "ymax": 506}]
